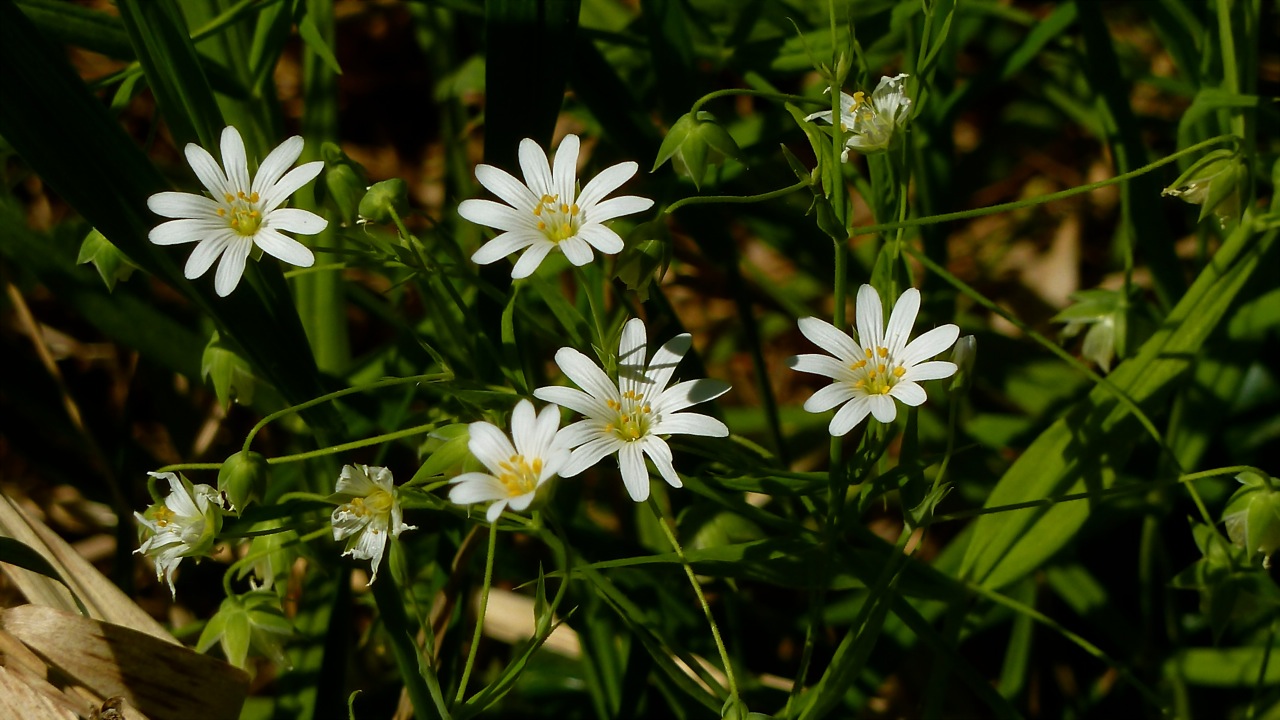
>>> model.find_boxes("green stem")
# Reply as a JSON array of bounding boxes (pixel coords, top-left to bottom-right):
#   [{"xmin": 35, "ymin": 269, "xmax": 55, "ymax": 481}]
[
  {"xmin": 455, "ymin": 521, "xmax": 499, "ymax": 704},
  {"xmin": 850, "ymin": 135, "xmax": 1237, "ymax": 238},
  {"xmin": 688, "ymin": 88, "xmax": 826, "ymax": 116},
  {"xmin": 904, "ymin": 243, "xmax": 1168, "ymax": 449},
  {"xmin": 647, "ymin": 498, "xmax": 739, "ymax": 701},
  {"xmin": 664, "ymin": 178, "xmax": 811, "ymax": 215},
  {"xmin": 267, "ymin": 422, "xmax": 441, "ymax": 465},
  {"xmin": 221, "ymin": 525, "xmax": 330, "ymax": 596},
  {"xmin": 372, "ymin": 553, "xmax": 450, "ymax": 720},
  {"xmin": 242, "ymin": 373, "xmax": 451, "ymax": 453},
  {"xmin": 572, "ymin": 264, "xmax": 611, "ymax": 371}
]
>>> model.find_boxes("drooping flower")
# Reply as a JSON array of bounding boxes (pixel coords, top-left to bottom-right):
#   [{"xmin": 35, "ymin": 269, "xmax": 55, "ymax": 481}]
[
  {"xmin": 534, "ymin": 318, "xmax": 730, "ymax": 503},
  {"xmin": 448, "ymin": 400, "xmax": 569, "ymax": 522},
  {"xmin": 330, "ymin": 464, "xmax": 415, "ymax": 584},
  {"xmin": 788, "ymin": 284, "xmax": 959, "ymax": 436},
  {"xmin": 805, "ymin": 73, "xmax": 911, "ymax": 160},
  {"xmin": 459, "ymin": 134, "xmax": 654, "ymax": 279},
  {"xmin": 134, "ymin": 471, "xmax": 227, "ymax": 598},
  {"xmin": 148, "ymin": 125, "xmax": 327, "ymax": 296}
]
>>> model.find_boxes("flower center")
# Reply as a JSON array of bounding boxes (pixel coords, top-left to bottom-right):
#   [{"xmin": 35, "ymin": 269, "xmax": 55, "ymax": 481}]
[
  {"xmin": 341, "ymin": 489, "xmax": 394, "ymax": 520},
  {"xmin": 153, "ymin": 505, "xmax": 175, "ymax": 528},
  {"xmin": 532, "ymin": 193, "xmax": 581, "ymax": 243},
  {"xmin": 603, "ymin": 389, "xmax": 653, "ymax": 442},
  {"xmin": 218, "ymin": 190, "xmax": 263, "ymax": 236},
  {"xmin": 497, "ymin": 454, "xmax": 542, "ymax": 496},
  {"xmin": 848, "ymin": 345, "xmax": 906, "ymax": 396}
]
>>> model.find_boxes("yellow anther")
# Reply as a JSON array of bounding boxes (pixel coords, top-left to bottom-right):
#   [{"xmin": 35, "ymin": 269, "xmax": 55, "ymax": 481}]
[
  {"xmin": 607, "ymin": 399, "xmax": 619, "ymax": 410},
  {"xmin": 249, "ymin": 192, "xmax": 259, "ymax": 203},
  {"xmin": 532, "ymin": 458, "xmax": 543, "ymax": 474},
  {"xmin": 570, "ymin": 204, "xmax": 580, "ymax": 215},
  {"xmin": 541, "ymin": 194, "xmax": 556, "ymax": 204},
  {"xmin": 868, "ymin": 370, "xmax": 877, "ymax": 380},
  {"xmin": 237, "ymin": 191, "xmax": 248, "ymax": 200},
  {"xmin": 537, "ymin": 221, "xmax": 547, "ymax": 230},
  {"xmin": 893, "ymin": 366, "xmax": 905, "ymax": 378},
  {"xmin": 879, "ymin": 385, "xmax": 891, "ymax": 394},
  {"xmin": 559, "ymin": 203, "xmax": 569, "ymax": 213},
  {"xmin": 642, "ymin": 404, "xmax": 651, "ymax": 413},
  {"xmin": 852, "ymin": 91, "xmax": 867, "ymax": 108},
  {"xmin": 224, "ymin": 193, "xmax": 235, "ymax": 203},
  {"xmin": 865, "ymin": 348, "xmax": 874, "ymax": 358},
  {"xmin": 533, "ymin": 205, "xmax": 543, "ymax": 216},
  {"xmin": 216, "ymin": 208, "xmax": 226, "ymax": 216},
  {"xmin": 877, "ymin": 364, "xmax": 886, "ymax": 373},
  {"xmin": 604, "ymin": 423, "xmax": 615, "ymax": 433},
  {"xmin": 852, "ymin": 359, "xmax": 866, "ymax": 370},
  {"xmin": 854, "ymin": 379, "xmax": 865, "ymax": 389},
  {"xmin": 877, "ymin": 347, "xmax": 888, "ymax": 358}
]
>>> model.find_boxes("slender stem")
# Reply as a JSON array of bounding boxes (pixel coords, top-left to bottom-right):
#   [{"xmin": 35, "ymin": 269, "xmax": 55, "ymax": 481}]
[
  {"xmin": 572, "ymin": 264, "xmax": 611, "ymax": 370},
  {"xmin": 455, "ymin": 521, "xmax": 499, "ymax": 703},
  {"xmin": 850, "ymin": 135, "xmax": 1238, "ymax": 238},
  {"xmin": 689, "ymin": 88, "xmax": 826, "ymax": 116},
  {"xmin": 242, "ymin": 373, "xmax": 451, "ymax": 453},
  {"xmin": 221, "ymin": 526, "xmax": 330, "ymax": 596},
  {"xmin": 266, "ymin": 422, "xmax": 441, "ymax": 465},
  {"xmin": 372, "ymin": 554, "xmax": 450, "ymax": 720},
  {"xmin": 664, "ymin": 177, "xmax": 811, "ymax": 215},
  {"xmin": 647, "ymin": 498, "xmax": 739, "ymax": 701}
]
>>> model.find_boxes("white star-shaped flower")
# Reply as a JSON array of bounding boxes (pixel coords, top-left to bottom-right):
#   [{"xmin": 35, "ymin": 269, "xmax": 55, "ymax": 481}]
[
  {"xmin": 534, "ymin": 318, "xmax": 731, "ymax": 503},
  {"xmin": 459, "ymin": 134, "xmax": 654, "ymax": 279},
  {"xmin": 147, "ymin": 125, "xmax": 328, "ymax": 296},
  {"xmin": 448, "ymin": 399, "xmax": 569, "ymax": 522},
  {"xmin": 331, "ymin": 464, "xmax": 415, "ymax": 584},
  {"xmin": 789, "ymin": 284, "xmax": 959, "ymax": 436},
  {"xmin": 134, "ymin": 471, "xmax": 227, "ymax": 598},
  {"xmin": 805, "ymin": 73, "xmax": 911, "ymax": 160}
]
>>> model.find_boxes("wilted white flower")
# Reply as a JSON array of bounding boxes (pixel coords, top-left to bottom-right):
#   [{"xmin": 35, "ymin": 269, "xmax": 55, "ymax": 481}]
[
  {"xmin": 789, "ymin": 284, "xmax": 959, "ymax": 436},
  {"xmin": 459, "ymin": 134, "xmax": 654, "ymax": 278},
  {"xmin": 534, "ymin": 318, "xmax": 730, "ymax": 503},
  {"xmin": 134, "ymin": 471, "xmax": 227, "ymax": 598},
  {"xmin": 449, "ymin": 400, "xmax": 569, "ymax": 522},
  {"xmin": 805, "ymin": 73, "xmax": 911, "ymax": 160},
  {"xmin": 148, "ymin": 126, "xmax": 327, "ymax": 296},
  {"xmin": 331, "ymin": 464, "xmax": 415, "ymax": 584}
]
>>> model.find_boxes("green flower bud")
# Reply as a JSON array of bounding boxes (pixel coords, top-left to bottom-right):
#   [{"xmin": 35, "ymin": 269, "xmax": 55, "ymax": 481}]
[
  {"xmin": 197, "ymin": 590, "xmax": 292, "ymax": 669},
  {"xmin": 314, "ymin": 142, "xmax": 369, "ymax": 227},
  {"xmin": 77, "ymin": 228, "xmax": 136, "ymax": 292},
  {"xmin": 1163, "ymin": 149, "xmax": 1246, "ymax": 226},
  {"xmin": 652, "ymin": 112, "xmax": 745, "ymax": 190},
  {"xmin": 614, "ymin": 220, "xmax": 673, "ymax": 301},
  {"xmin": 217, "ymin": 450, "xmax": 269, "ymax": 513},
  {"xmin": 358, "ymin": 178, "xmax": 410, "ymax": 224},
  {"xmin": 948, "ymin": 334, "xmax": 976, "ymax": 393},
  {"xmin": 1222, "ymin": 472, "xmax": 1280, "ymax": 567}
]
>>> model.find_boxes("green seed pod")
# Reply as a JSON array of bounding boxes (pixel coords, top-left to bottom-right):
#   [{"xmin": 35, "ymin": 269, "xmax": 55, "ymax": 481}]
[
  {"xmin": 1222, "ymin": 472, "xmax": 1280, "ymax": 568},
  {"xmin": 358, "ymin": 178, "xmax": 410, "ymax": 224},
  {"xmin": 1163, "ymin": 149, "xmax": 1246, "ymax": 226},
  {"xmin": 217, "ymin": 450, "xmax": 269, "ymax": 513}
]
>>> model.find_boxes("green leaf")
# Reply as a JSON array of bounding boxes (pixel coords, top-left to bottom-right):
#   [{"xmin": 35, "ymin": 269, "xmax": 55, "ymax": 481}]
[
  {"xmin": 298, "ymin": 13, "xmax": 342, "ymax": 76},
  {"xmin": 76, "ymin": 228, "xmax": 136, "ymax": 291}
]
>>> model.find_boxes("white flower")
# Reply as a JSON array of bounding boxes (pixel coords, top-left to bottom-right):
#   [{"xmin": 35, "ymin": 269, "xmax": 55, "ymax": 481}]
[
  {"xmin": 147, "ymin": 125, "xmax": 327, "ymax": 297},
  {"xmin": 448, "ymin": 400, "xmax": 569, "ymax": 522},
  {"xmin": 459, "ymin": 134, "xmax": 654, "ymax": 279},
  {"xmin": 788, "ymin": 285, "xmax": 959, "ymax": 436},
  {"xmin": 534, "ymin": 318, "xmax": 730, "ymax": 503},
  {"xmin": 805, "ymin": 73, "xmax": 911, "ymax": 160},
  {"xmin": 134, "ymin": 471, "xmax": 227, "ymax": 598},
  {"xmin": 331, "ymin": 464, "xmax": 415, "ymax": 584}
]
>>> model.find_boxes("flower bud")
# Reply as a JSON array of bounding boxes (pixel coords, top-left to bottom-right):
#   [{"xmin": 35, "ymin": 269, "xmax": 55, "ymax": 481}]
[
  {"xmin": 1163, "ymin": 149, "xmax": 1246, "ymax": 226},
  {"xmin": 614, "ymin": 220, "xmax": 673, "ymax": 301},
  {"xmin": 652, "ymin": 112, "xmax": 745, "ymax": 189},
  {"xmin": 358, "ymin": 178, "xmax": 410, "ymax": 224},
  {"xmin": 217, "ymin": 450, "xmax": 269, "ymax": 513},
  {"xmin": 948, "ymin": 334, "xmax": 976, "ymax": 393},
  {"xmin": 1222, "ymin": 471, "xmax": 1280, "ymax": 568}
]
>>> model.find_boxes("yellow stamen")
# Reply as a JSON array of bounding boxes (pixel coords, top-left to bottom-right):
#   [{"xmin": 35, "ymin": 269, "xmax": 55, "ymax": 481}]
[{"xmin": 893, "ymin": 366, "xmax": 905, "ymax": 378}]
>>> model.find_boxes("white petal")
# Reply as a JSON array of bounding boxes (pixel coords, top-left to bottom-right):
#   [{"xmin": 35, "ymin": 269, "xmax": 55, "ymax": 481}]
[
  {"xmin": 254, "ymin": 227, "xmax": 315, "ymax": 267},
  {"xmin": 798, "ymin": 317, "xmax": 860, "ymax": 362},
  {"xmin": 563, "ymin": 436, "xmax": 622, "ymax": 477},
  {"xmin": 449, "ymin": 474, "xmax": 509, "ymax": 505},
  {"xmin": 553, "ymin": 347, "xmax": 619, "ymax": 404},
  {"xmin": 475, "ymin": 164, "xmax": 539, "ymax": 210},
  {"xmin": 552, "ymin": 134, "xmax": 581, "ymax": 203},
  {"xmin": 252, "ymin": 136, "xmax": 304, "ymax": 196},
  {"xmin": 558, "ymin": 236, "xmax": 595, "ymax": 266},
  {"xmin": 510, "ymin": 242, "xmax": 556, "ymax": 279},
  {"xmin": 855, "ymin": 285, "xmax": 885, "ymax": 350},
  {"xmin": 214, "ymin": 237, "xmax": 253, "ymax": 296},
  {"xmin": 148, "ymin": 191, "xmax": 223, "ymax": 219},
  {"xmin": 883, "ymin": 288, "xmax": 920, "ymax": 354},
  {"xmin": 527, "ymin": 402, "xmax": 563, "ymax": 456},
  {"xmin": 471, "ymin": 230, "xmax": 544, "ymax": 265},
  {"xmin": 804, "ymin": 109, "xmax": 834, "ymax": 123},
  {"xmin": 263, "ymin": 207, "xmax": 328, "ymax": 235},
  {"xmin": 518, "ymin": 138, "xmax": 554, "ymax": 197},
  {"xmin": 651, "ymin": 412, "xmax": 728, "ymax": 438},
  {"xmin": 468, "ymin": 421, "xmax": 517, "ymax": 473},
  {"xmin": 642, "ymin": 437, "xmax": 682, "ymax": 489},
  {"xmin": 617, "ymin": 319, "xmax": 648, "ymax": 396},
  {"xmin": 552, "ymin": 420, "xmax": 601, "ymax": 450},
  {"xmin": 787, "ymin": 353, "xmax": 849, "ymax": 379},
  {"xmin": 184, "ymin": 233, "xmax": 232, "ymax": 279},
  {"xmin": 336, "ymin": 464, "xmax": 377, "ymax": 495},
  {"xmin": 803, "ymin": 383, "xmax": 857, "ymax": 413},
  {"xmin": 182, "ymin": 144, "xmax": 230, "ymax": 197},
  {"xmin": 575, "ymin": 223, "xmax": 625, "ymax": 255},
  {"xmin": 506, "ymin": 491, "xmax": 537, "ymax": 513},
  {"xmin": 220, "ymin": 126, "xmax": 251, "ymax": 193},
  {"xmin": 652, "ymin": 378, "xmax": 729, "ymax": 414},
  {"xmin": 898, "ymin": 325, "xmax": 960, "ymax": 367},
  {"xmin": 585, "ymin": 195, "xmax": 653, "ymax": 224},
  {"xmin": 459, "ymin": 198, "xmax": 536, "ymax": 232},
  {"xmin": 534, "ymin": 386, "xmax": 611, "ymax": 420},
  {"xmin": 829, "ymin": 397, "xmax": 872, "ymax": 436},
  {"xmin": 149, "ymin": 218, "xmax": 223, "ymax": 246},
  {"xmin": 646, "ymin": 333, "xmax": 690, "ymax": 395},
  {"xmin": 485, "ymin": 499, "xmax": 509, "ymax": 523},
  {"xmin": 576, "ymin": 161, "xmax": 638, "ymax": 209},
  {"xmin": 867, "ymin": 394, "xmax": 897, "ymax": 423},
  {"xmin": 903, "ymin": 360, "xmax": 957, "ymax": 382},
  {"xmin": 889, "ymin": 381, "xmax": 927, "ymax": 406},
  {"xmin": 617, "ymin": 442, "xmax": 650, "ymax": 502},
  {"xmin": 260, "ymin": 161, "xmax": 323, "ymax": 213}
]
